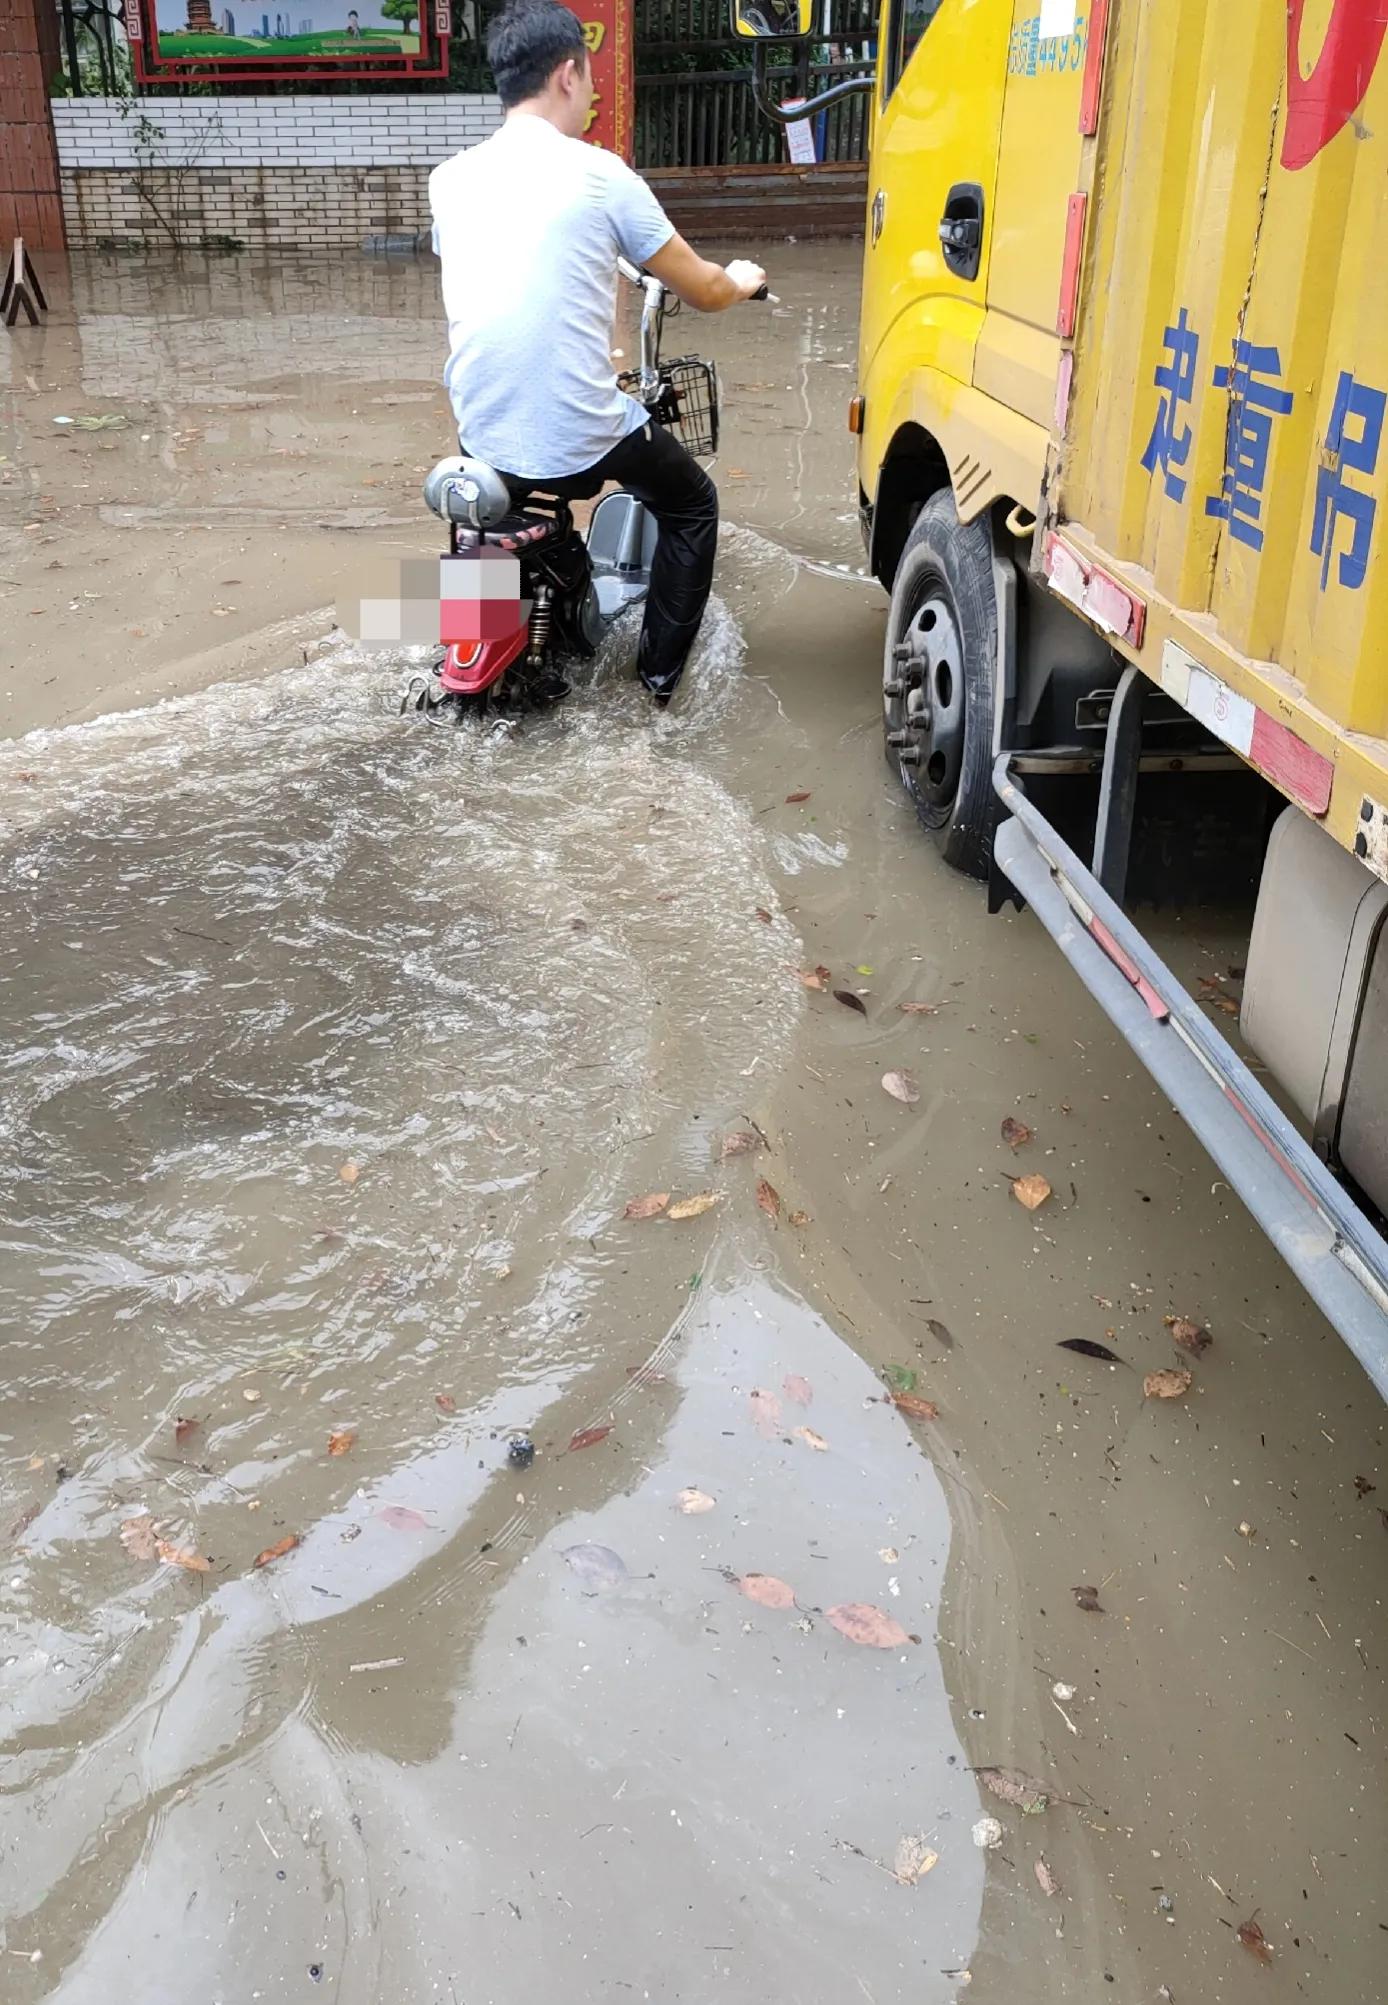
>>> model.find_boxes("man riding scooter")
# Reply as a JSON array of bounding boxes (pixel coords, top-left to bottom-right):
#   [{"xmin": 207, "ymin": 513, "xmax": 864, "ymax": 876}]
[{"xmin": 428, "ymin": 0, "xmax": 767, "ymax": 702}]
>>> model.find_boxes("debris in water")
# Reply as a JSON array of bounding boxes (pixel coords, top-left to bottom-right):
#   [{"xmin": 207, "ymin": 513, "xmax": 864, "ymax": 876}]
[
  {"xmin": 891, "ymin": 1391, "xmax": 940, "ymax": 1422},
  {"xmin": 1058, "ymin": 1338, "xmax": 1124, "ymax": 1364},
  {"xmin": 794, "ymin": 964, "xmax": 832, "ymax": 991},
  {"xmin": 926, "ymin": 1318, "xmax": 954, "ymax": 1348},
  {"xmin": 783, "ymin": 1373, "xmax": 813, "ymax": 1405},
  {"xmin": 893, "ymin": 1834, "xmax": 939, "ymax": 1885},
  {"xmin": 252, "ymin": 1535, "xmax": 299, "ymax": 1568},
  {"xmin": 754, "ymin": 907, "xmax": 773, "ymax": 924},
  {"xmin": 119, "ymin": 1516, "xmax": 160, "ymax": 1561},
  {"xmin": 1011, "ymin": 1173, "xmax": 1052, "ymax": 1210},
  {"xmin": 624, "ymin": 1191, "xmax": 670, "ymax": 1219},
  {"xmin": 720, "ymin": 1129, "xmax": 763, "ymax": 1158},
  {"xmin": 738, "ymin": 1572, "xmax": 796, "ymax": 1609},
  {"xmin": 826, "ymin": 1602, "xmax": 912, "ymax": 1648},
  {"xmin": 676, "ymin": 1488, "xmax": 715, "ymax": 1514},
  {"xmin": 833, "ymin": 989, "xmax": 868, "ymax": 1015},
  {"xmin": 508, "ymin": 1436, "xmax": 536, "ymax": 1469},
  {"xmin": 562, "ymin": 1543, "xmax": 628, "ymax": 1590},
  {"xmin": 785, "ymin": 789, "xmax": 812, "ymax": 803},
  {"xmin": 327, "ymin": 1429, "xmax": 356, "ymax": 1457},
  {"xmin": 788, "ymin": 1209, "xmax": 810, "ymax": 1227},
  {"xmin": 378, "ymin": 1505, "xmax": 430, "ymax": 1531},
  {"xmin": 435, "ymin": 1393, "xmax": 457, "ymax": 1413},
  {"xmin": 972, "ymin": 1816, "xmax": 1004, "ymax": 1850},
  {"xmin": 749, "ymin": 1388, "xmax": 782, "ymax": 1437},
  {"xmin": 884, "ymin": 1363, "xmax": 917, "ymax": 1393},
  {"xmin": 755, "ymin": 1177, "xmax": 781, "ymax": 1220},
  {"xmin": 1052, "ymin": 1681, "xmax": 1076, "ymax": 1701},
  {"xmin": 243, "ymin": 1389, "xmax": 262, "ymax": 1404},
  {"xmin": 898, "ymin": 1000, "xmax": 945, "ymax": 1014},
  {"xmin": 793, "ymin": 1426, "xmax": 829, "ymax": 1452},
  {"xmin": 975, "ymin": 1765, "xmax": 1050, "ymax": 1814},
  {"xmin": 1166, "ymin": 1315, "xmax": 1212, "ymax": 1354},
  {"xmin": 1144, "ymin": 1367, "xmax": 1193, "ymax": 1400},
  {"xmin": 1072, "ymin": 1583, "xmax": 1104, "ymax": 1613},
  {"xmin": 1236, "ymin": 1917, "xmax": 1273, "ymax": 1964},
  {"xmin": 567, "ymin": 1424, "xmax": 612, "ymax": 1453},
  {"xmin": 338, "ymin": 1161, "xmax": 360, "ymax": 1184},
  {"xmin": 882, "ymin": 1070, "xmax": 920, "ymax": 1105},
  {"xmin": 667, "ymin": 1191, "xmax": 720, "ymax": 1220},
  {"xmin": 1001, "ymin": 1116, "xmax": 1034, "ymax": 1150},
  {"xmin": 173, "ymin": 1416, "xmax": 200, "ymax": 1446},
  {"xmin": 1353, "ymin": 1475, "xmax": 1376, "ymax": 1498},
  {"xmin": 1034, "ymin": 1857, "xmax": 1061, "ymax": 1898},
  {"xmin": 157, "ymin": 1538, "xmax": 212, "ymax": 1573}
]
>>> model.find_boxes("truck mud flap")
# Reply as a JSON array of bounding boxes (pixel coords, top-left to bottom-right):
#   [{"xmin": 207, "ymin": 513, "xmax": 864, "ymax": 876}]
[{"xmin": 992, "ymin": 753, "xmax": 1388, "ymax": 1400}]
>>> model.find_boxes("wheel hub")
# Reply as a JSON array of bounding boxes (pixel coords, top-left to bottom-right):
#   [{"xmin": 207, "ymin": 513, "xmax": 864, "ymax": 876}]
[{"xmin": 883, "ymin": 590, "xmax": 966, "ymax": 807}]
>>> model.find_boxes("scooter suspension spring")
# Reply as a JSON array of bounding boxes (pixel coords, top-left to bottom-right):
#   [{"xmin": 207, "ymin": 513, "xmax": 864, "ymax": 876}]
[{"xmin": 527, "ymin": 584, "xmax": 553, "ymax": 667}]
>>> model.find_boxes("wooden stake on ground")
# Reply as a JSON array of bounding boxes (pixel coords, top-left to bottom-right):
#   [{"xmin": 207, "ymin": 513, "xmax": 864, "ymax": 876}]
[{"xmin": 1, "ymin": 240, "xmax": 48, "ymax": 328}]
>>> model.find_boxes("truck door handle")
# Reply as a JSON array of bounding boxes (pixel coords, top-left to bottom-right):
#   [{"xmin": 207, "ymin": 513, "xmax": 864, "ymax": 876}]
[
  {"xmin": 871, "ymin": 188, "xmax": 886, "ymax": 246},
  {"xmin": 939, "ymin": 182, "xmax": 985, "ymax": 280}
]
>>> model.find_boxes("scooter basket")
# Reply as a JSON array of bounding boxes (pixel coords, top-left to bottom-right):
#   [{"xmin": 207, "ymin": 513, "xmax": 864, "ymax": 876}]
[{"xmin": 621, "ymin": 356, "xmax": 720, "ymax": 459}]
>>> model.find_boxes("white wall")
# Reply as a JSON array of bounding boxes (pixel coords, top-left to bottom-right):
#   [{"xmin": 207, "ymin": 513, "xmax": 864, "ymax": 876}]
[{"xmin": 52, "ymin": 94, "xmax": 502, "ymax": 171}]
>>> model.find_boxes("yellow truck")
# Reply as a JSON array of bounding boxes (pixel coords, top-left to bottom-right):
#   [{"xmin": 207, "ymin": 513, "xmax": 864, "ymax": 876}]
[{"xmin": 735, "ymin": 0, "xmax": 1388, "ymax": 1394}]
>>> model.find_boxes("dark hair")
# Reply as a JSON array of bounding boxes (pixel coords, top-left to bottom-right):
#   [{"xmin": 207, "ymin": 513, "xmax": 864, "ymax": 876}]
[{"xmin": 486, "ymin": 0, "xmax": 588, "ymax": 106}]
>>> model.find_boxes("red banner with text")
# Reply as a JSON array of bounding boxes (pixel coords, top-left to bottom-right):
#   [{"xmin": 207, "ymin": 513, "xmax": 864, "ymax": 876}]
[{"xmin": 580, "ymin": 0, "xmax": 633, "ymax": 162}]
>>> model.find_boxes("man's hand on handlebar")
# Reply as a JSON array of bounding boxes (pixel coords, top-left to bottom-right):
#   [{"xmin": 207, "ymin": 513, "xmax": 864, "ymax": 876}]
[
  {"xmin": 646, "ymin": 234, "xmax": 769, "ymax": 313},
  {"xmin": 725, "ymin": 258, "xmax": 769, "ymax": 302}
]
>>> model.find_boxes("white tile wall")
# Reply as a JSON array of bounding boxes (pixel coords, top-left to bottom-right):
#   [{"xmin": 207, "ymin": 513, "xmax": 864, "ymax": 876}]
[{"xmin": 52, "ymin": 94, "xmax": 501, "ymax": 170}]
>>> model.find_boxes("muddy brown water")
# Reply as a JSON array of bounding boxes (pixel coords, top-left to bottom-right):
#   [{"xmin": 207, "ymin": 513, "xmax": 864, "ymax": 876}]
[{"xmin": 1, "ymin": 248, "xmax": 1384, "ymax": 2003}]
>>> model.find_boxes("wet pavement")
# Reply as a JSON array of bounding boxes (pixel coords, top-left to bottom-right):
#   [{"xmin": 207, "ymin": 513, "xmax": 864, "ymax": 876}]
[{"xmin": 1, "ymin": 246, "xmax": 1385, "ymax": 2003}]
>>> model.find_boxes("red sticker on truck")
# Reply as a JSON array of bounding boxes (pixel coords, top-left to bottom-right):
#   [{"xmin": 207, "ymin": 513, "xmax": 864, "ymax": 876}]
[{"xmin": 1283, "ymin": 0, "xmax": 1388, "ymax": 171}]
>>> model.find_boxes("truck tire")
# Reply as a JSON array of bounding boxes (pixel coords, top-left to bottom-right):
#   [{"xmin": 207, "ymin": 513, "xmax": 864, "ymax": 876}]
[{"xmin": 882, "ymin": 489, "xmax": 1000, "ymax": 879}]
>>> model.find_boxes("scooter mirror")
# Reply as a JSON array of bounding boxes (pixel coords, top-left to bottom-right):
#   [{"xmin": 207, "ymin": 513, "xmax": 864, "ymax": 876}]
[{"xmin": 731, "ymin": 0, "xmax": 811, "ymax": 40}]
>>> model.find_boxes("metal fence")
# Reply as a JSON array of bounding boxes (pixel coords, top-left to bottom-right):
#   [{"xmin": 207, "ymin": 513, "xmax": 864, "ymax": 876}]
[{"xmin": 633, "ymin": 56, "xmax": 870, "ymax": 169}]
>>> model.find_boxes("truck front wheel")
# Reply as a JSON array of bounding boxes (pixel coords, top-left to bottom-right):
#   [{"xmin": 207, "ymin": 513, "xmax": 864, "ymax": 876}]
[{"xmin": 882, "ymin": 490, "xmax": 1000, "ymax": 879}]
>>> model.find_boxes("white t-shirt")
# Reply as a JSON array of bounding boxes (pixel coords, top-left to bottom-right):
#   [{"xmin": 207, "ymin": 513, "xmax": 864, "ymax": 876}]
[{"xmin": 429, "ymin": 114, "xmax": 675, "ymax": 481}]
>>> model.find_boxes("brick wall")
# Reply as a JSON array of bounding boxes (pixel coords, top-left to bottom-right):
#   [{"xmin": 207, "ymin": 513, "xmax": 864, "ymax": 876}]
[
  {"xmin": 0, "ymin": 0, "xmax": 66, "ymax": 251},
  {"xmin": 54, "ymin": 94, "xmax": 502, "ymax": 251}
]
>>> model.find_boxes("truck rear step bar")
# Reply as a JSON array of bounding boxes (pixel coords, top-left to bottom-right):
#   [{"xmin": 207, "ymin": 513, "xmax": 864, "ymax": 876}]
[{"xmin": 992, "ymin": 751, "xmax": 1388, "ymax": 1401}]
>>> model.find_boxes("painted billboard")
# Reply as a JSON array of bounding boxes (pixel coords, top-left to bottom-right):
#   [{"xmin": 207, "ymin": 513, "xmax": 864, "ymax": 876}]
[{"xmin": 127, "ymin": 0, "xmax": 450, "ymax": 80}]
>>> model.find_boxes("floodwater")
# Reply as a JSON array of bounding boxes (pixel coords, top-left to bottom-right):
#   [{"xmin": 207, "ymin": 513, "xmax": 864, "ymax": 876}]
[{"xmin": 1, "ymin": 247, "xmax": 1384, "ymax": 2004}]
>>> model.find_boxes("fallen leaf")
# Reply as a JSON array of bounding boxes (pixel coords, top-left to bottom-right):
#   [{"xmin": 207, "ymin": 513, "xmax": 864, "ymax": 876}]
[
  {"xmin": 793, "ymin": 1426, "xmax": 829, "ymax": 1451},
  {"xmin": 1001, "ymin": 1116, "xmax": 1034, "ymax": 1150},
  {"xmin": 1238, "ymin": 1519, "xmax": 1256, "ymax": 1539},
  {"xmin": 339, "ymin": 1161, "xmax": 360, "ymax": 1184},
  {"xmin": 327, "ymin": 1428, "xmax": 357, "ymax": 1458},
  {"xmin": 975, "ymin": 1765, "xmax": 1050, "ymax": 1814},
  {"xmin": 884, "ymin": 1363, "xmax": 917, "ymax": 1393},
  {"xmin": 377, "ymin": 1505, "xmax": 429, "ymax": 1532},
  {"xmin": 1034, "ymin": 1857, "xmax": 1061, "ymax": 1898},
  {"xmin": 882, "ymin": 1070, "xmax": 920, "ymax": 1105},
  {"xmin": 676, "ymin": 1487, "xmax": 715, "ymax": 1514},
  {"xmin": 1353, "ymin": 1475, "xmax": 1376, "ymax": 1498},
  {"xmin": 782, "ymin": 1373, "xmax": 813, "ymax": 1405},
  {"xmin": 174, "ymin": 1415, "xmax": 200, "ymax": 1446},
  {"xmin": 878, "ymin": 1546, "xmax": 900, "ymax": 1563},
  {"xmin": 1144, "ymin": 1367, "xmax": 1193, "ymax": 1400},
  {"xmin": 157, "ymin": 1539, "xmax": 211, "ymax": 1573},
  {"xmin": 27, "ymin": 1454, "xmax": 44, "ymax": 1471},
  {"xmin": 435, "ymin": 1393, "xmax": 457, "ymax": 1413},
  {"xmin": 794, "ymin": 964, "xmax": 832, "ymax": 991},
  {"xmin": 561, "ymin": 1541, "xmax": 627, "ymax": 1589},
  {"xmin": 1072, "ymin": 1583, "xmax": 1104, "ymax": 1613},
  {"xmin": 1058, "ymin": 1338, "xmax": 1123, "ymax": 1364},
  {"xmin": 1012, "ymin": 1173, "xmax": 1052, "ymax": 1210},
  {"xmin": 1166, "ymin": 1315, "xmax": 1213, "ymax": 1355},
  {"xmin": 1236, "ymin": 1918, "xmax": 1273, "ymax": 1965},
  {"xmin": 667, "ymin": 1190, "xmax": 720, "ymax": 1220},
  {"xmin": 832, "ymin": 989, "xmax": 868, "ymax": 1015},
  {"xmin": 893, "ymin": 1834, "xmax": 940, "ymax": 1885},
  {"xmin": 826, "ymin": 1602, "xmax": 911, "ymax": 1648},
  {"xmin": 253, "ymin": 1534, "xmax": 299, "ymax": 1568},
  {"xmin": 119, "ymin": 1515, "xmax": 160, "ymax": 1561},
  {"xmin": 788, "ymin": 1209, "xmax": 811, "ymax": 1227},
  {"xmin": 856, "ymin": 965, "xmax": 874, "ymax": 976},
  {"xmin": 892, "ymin": 1391, "xmax": 940, "ymax": 1422},
  {"xmin": 624, "ymin": 1191, "xmax": 670, "ymax": 1220},
  {"xmin": 754, "ymin": 907, "xmax": 773, "ymax": 924},
  {"xmin": 784, "ymin": 789, "xmax": 812, "ymax": 803},
  {"xmin": 567, "ymin": 1424, "xmax": 612, "ymax": 1453},
  {"xmin": 926, "ymin": 1318, "xmax": 954, "ymax": 1349},
  {"xmin": 720, "ymin": 1129, "xmax": 763, "ymax": 1158},
  {"xmin": 739, "ymin": 1572, "xmax": 796, "ymax": 1609},
  {"xmin": 755, "ymin": 1178, "xmax": 781, "ymax": 1220},
  {"xmin": 897, "ymin": 1000, "xmax": 942, "ymax": 1015},
  {"xmin": 748, "ymin": 1387, "xmax": 782, "ymax": 1437}
]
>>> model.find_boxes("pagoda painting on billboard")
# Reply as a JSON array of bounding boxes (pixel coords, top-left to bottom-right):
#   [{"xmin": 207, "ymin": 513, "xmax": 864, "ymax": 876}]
[{"xmin": 126, "ymin": 0, "xmax": 451, "ymax": 80}]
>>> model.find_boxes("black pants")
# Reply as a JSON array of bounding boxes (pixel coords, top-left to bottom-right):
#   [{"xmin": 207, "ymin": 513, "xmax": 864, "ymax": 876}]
[{"xmin": 502, "ymin": 423, "xmax": 719, "ymax": 698}]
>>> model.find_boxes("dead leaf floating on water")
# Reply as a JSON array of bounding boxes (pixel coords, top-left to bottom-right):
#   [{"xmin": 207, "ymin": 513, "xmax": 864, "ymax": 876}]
[
  {"xmin": 1166, "ymin": 1315, "xmax": 1213, "ymax": 1355},
  {"xmin": 253, "ymin": 1534, "xmax": 299, "ymax": 1569},
  {"xmin": 795, "ymin": 964, "xmax": 832, "ymax": 991},
  {"xmin": 782, "ymin": 1373, "xmax": 813, "ymax": 1405},
  {"xmin": 119, "ymin": 1515, "xmax": 160, "ymax": 1561},
  {"xmin": 1001, "ymin": 1116, "xmax": 1034, "ymax": 1150},
  {"xmin": 785, "ymin": 789, "xmax": 812, "ymax": 803},
  {"xmin": 749, "ymin": 1388, "xmax": 782, "ymax": 1438},
  {"xmin": 338, "ymin": 1161, "xmax": 360, "ymax": 1185},
  {"xmin": 1058, "ymin": 1338, "xmax": 1124, "ymax": 1364},
  {"xmin": 754, "ymin": 907, "xmax": 773, "ymax": 924},
  {"xmin": 926, "ymin": 1318, "xmax": 954, "ymax": 1348},
  {"xmin": 833, "ymin": 989, "xmax": 868, "ymax": 1015},
  {"xmin": 898, "ymin": 1000, "xmax": 943, "ymax": 1015},
  {"xmin": 676, "ymin": 1487, "xmax": 715, "ymax": 1514},
  {"xmin": 755, "ymin": 1178, "xmax": 781, "ymax": 1220},
  {"xmin": 1144, "ymin": 1367, "xmax": 1193, "ymax": 1400},
  {"xmin": 827, "ymin": 1602, "xmax": 912, "ymax": 1648},
  {"xmin": 975, "ymin": 1765, "xmax": 1050, "ymax": 1814},
  {"xmin": 667, "ymin": 1191, "xmax": 720, "ymax": 1221},
  {"xmin": 720, "ymin": 1129, "xmax": 763, "ymax": 1159},
  {"xmin": 174, "ymin": 1415, "xmax": 200, "ymax": 1446},
  {"xmin": 377, "ymin": 1505, "xmax": 429, "ymax": 1532},
  {"xmin": 567, "ymin": 1424, "xmax": 612, "ymax": 1453},
  {"xmin": 562, "ymin": 1542, "xmax": 628, "ymax": 1589},
  {"xmin": 1072, "ymin": 1583, "xmax": 1104, "ymax": 1613},
  {"xmin": 788, "ymin": 1209, "xmax": 810, "ymax": 1227},
  {"xmin": 793, "ymin": 1426, "xmax": 829, "ymax": 1452},
  {"xmin": 1034, "ymin": 1857, "xmax": 1061, "ymax": 1899},
  {"xmin": 157, "ymin": 1539, "xmax": 211, "ymax": 1573},
  {"xmin": 893, "ymin": 1835, "xmax": 940, "ymax": 1885},
  {"xmin": 327, "ymin": 1429, "xmax": 356, "ymax": 1457},
  {"xmin": 1236, "ymin": 1918, "xmax": 1274, "ymax": 1965},
  {"xmin": 1012, "ymin": 1173, "xmax": 1052, "ymax": 1211},
  {"xmin": 882, "ymin": 1070, "xmax": 920, "ymax": 1105},
  {"xmin": 435, "ymin": 1393, "xmax": 457, "ymax": 1413},
  {"xmin": 624, "ymin": 1191, "xmax": 670, "ymax": 1220},
  {"xmin": 892, "ymin": 1391, "xmax": 940, "ymax": 1422},
  {"xmin": 739, "ymin": 1572, "xmax": 796, "ymax": 1610}
]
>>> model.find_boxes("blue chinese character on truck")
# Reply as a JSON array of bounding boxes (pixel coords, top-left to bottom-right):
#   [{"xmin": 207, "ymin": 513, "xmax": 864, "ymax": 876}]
[
  {"xmin": 1204, "ymin": 341, "xmax": 1294, "ymax": 553},
  {"xmin": 1140, "ymin": 308, "xmax": 1199, "ymax": 502},
  {"xmin": 1311, "ymin": 371, "xmax": 1386, "ymax": 591}
]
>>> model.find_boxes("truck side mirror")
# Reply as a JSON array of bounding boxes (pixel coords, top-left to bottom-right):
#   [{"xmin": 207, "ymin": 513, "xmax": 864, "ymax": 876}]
[{"xmin": 731, "ymin": 0, "xmax": 812, "ymax": 40}]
